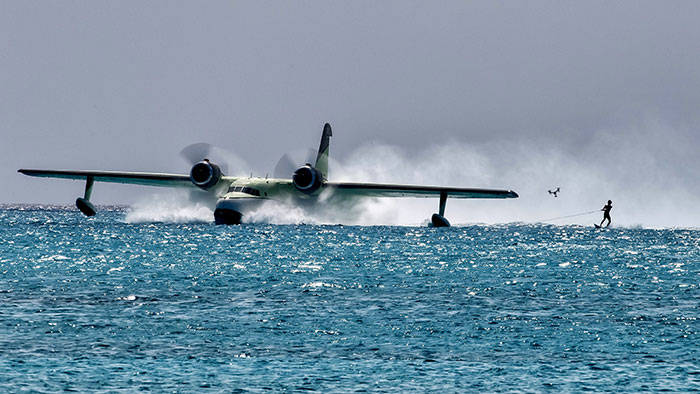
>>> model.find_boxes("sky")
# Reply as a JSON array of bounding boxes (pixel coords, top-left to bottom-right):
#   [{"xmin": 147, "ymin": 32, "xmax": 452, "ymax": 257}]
[{"xmin": 2, "ymin": 1, "xmax": 699, "ymax": 227}]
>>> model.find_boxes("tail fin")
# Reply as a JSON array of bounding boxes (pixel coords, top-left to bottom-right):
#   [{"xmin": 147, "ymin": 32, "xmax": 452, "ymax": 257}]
[{"xmin": 314, "ymin": 123, "xmax": 332, "ymax": 180}]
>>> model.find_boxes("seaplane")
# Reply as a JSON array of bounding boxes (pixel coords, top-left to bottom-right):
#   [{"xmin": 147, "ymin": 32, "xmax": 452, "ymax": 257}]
[{"xmin": 18, "ymin": 123, "xmax": 518, "ymax": 227}]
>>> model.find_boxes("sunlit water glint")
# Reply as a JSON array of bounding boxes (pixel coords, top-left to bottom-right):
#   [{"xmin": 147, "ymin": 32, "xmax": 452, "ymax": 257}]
[{"xmin": 0, "ymin": 206, "xmax": 698, "ymax": 391}]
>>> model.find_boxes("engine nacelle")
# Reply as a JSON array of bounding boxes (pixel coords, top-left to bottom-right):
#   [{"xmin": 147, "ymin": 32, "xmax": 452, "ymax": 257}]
[
  {"xmin": 293, "ymin": 165, "xmax": 322, "ymax": 194},
  {"xmin": 190, "ymin": 160, "xmax": 222, "ymax": 190}
]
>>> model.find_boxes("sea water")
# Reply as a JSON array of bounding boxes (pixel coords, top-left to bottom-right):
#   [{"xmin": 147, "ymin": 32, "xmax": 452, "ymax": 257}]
[{"xmin": 0, "ymin": 206, "xmax": 698, "ymax": 391}]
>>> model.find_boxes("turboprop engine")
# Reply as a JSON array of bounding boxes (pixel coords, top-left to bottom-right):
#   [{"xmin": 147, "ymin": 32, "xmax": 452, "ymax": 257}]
[
  {"xmin": 189, "ymin": 159, "xmax": 222, "ymax": 190},
  {"xmin": 292, "ymin": 165, "xmax": 322, "ymax": 194}
]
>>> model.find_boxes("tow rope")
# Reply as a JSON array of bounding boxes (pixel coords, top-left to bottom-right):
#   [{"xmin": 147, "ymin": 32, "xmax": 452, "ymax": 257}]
[{"xmin": 539, "ymin": 210, "xmax": 599, "ymax": 222}]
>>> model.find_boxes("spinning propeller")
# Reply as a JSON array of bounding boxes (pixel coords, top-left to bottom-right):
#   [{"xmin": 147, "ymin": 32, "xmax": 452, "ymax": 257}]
[
  {"xmin": 273, "ymin": 148, "xmax": 317, "ymax": 179},
  {"xmin": 180, "ymin": 142, "xmax": 233, "ymax": 175}
]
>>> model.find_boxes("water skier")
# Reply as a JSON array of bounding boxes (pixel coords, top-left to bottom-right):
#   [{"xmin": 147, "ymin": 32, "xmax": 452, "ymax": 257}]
[{"xmin": 599, "ymin": 200, "xmax": 612, "ymax": 227}]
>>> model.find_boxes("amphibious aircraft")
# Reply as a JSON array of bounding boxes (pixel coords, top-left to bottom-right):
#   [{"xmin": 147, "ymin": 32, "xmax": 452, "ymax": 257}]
[{"xmin": 18, "ymin": 123, "xmax": 518, "ymax": 227}]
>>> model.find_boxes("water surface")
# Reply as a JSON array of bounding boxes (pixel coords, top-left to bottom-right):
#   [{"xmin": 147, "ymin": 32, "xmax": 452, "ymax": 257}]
[{"xmin": 0, "ymin": 206, "xmax": 698, "ymax": 391}]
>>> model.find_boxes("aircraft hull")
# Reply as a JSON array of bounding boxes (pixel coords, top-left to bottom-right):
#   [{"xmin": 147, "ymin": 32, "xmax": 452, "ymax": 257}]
[{"xmin": 214, "ymin": 197, "xmax": 265, "ymax": 225}]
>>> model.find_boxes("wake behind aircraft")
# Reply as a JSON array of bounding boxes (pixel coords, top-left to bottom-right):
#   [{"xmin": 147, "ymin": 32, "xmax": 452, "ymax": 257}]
[{"xmin": 18, "ymin": 123, "xmax": 518, "ymax": 227}]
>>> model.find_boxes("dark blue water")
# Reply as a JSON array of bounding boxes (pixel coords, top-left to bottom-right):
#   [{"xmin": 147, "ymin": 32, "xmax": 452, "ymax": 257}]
[{"xmin": 1, "ymin": 206, "xmax": 698, "ymax": 391}]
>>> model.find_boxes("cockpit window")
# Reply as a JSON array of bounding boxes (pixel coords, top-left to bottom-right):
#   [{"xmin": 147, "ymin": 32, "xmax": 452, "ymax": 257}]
[
  {"xmin": 228, "ymin": 186, "xmax": 261, "ymax": 196},
  {"xmin": 241, "ymin": 187, "xmax": 260, "ymax": 196}
]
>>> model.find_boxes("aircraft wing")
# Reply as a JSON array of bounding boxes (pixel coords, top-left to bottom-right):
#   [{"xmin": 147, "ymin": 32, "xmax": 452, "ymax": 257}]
[
  {"xmin": 18, "ymin": 169, "xmax": 195, "ymax": 188},
  {"xmin": 325, "ymin": 182, "xmax": 518, "ymax": 199}
]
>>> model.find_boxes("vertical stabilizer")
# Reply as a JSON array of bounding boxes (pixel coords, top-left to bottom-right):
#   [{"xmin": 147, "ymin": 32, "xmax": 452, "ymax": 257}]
[{"xmin": 315, "ymin": 123, "xmax": 332, "ymax": 180}]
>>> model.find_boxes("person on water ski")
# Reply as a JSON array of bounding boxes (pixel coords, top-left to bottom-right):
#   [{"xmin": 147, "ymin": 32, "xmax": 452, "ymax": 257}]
[{"xmin": 600, "ymin": 200, "xmax": 612, "ymax": 227}]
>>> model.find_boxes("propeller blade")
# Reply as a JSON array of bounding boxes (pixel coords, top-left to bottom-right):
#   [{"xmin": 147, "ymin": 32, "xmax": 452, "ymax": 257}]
[
  {"xmin": 180, "ymin": 142, "xmax": 229, "ymax": 174},
  {"xmin": 273, "ymin": 153, "xmax": 297, "ymax": 179},
  {"xmin": 305, "ymin": 148, "xmax": 317, "ymax": 166},
  {"xmin": 180, "ymin": 142, "xmax": 213, "ymax": 165}
]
